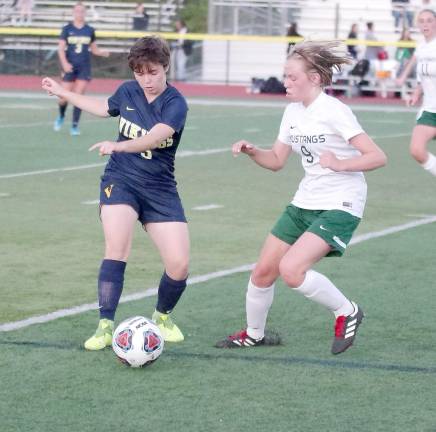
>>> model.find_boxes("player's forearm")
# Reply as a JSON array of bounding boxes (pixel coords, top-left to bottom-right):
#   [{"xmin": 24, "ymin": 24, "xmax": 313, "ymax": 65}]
[
  {"xmin": 91, "ymin": 47, "xmax": 109, "ymax": 57},
  {"xmin": 250, "ymin": 148, "xmax": 284, "ymax": 171},
  {"xmin": 412, "ymin": 85, "xmax": 423, "ymax": 97},
  {"xmin": 338, "ymin": 150, "xmax": 387, "ymax": 172},
  {"xmin": 60, "ymin": 90, "xmax": 109, "ymax": 117},
  {"xmin": 57, "ymin": 49, "xmax": 69, "ymax": 68},
  {"xmin": 397, "ymin": 57, "xmax": 416, "ymax": 84},
  {"xmin": 116, "ymin": 134, "xmax": 163, "ymax": 153}
]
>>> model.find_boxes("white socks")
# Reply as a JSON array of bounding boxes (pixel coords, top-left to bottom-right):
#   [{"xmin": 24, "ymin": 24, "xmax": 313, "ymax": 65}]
[
  {"xmin": 246, "ymin": 270, "xmax": 353, "ymax": 338},
  {"xmin": 421, "ymin": 152, "xmax": 436, "ymax": 176},
  {"xmin": 246, "ymin": 278, "xmax": 275, "ymax": 340},
  {"xmin": 294, "ymin": 270, "xmax": 353, "ymax": 318}
]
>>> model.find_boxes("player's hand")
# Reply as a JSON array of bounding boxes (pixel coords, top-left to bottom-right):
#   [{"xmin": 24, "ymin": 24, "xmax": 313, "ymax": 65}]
[
  {"xmin": 232, "ymin": 140, "xmax": 256, "ymax": 157},
  {"xmin": 395, "ymin": 77, "xmax": 403, "ymax": 87},
  {"xmin": 63, "ymin": 62, "xmax": 73, "ymax": 73},
  {"xmin": 319, "ymin": 150, "xmax": 343, "ymax": 171},
  {"xmin": 102, "ymin": 50, "xmax": 110, "ymax": 58},
  {"xmin": 89, "ymin": 141, "xmax": 117, "ymax": 156},
  {"xmin": 406, "ymin": 92, "xmax": 420, "ymax": 107},
  {"xmin": 41, "ymin": 77, "xmax": 64, "ymax": 97}
]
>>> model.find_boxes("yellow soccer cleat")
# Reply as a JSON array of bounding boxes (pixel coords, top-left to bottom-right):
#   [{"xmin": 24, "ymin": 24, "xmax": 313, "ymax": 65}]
[
  {"xmin": 152, "ymin": 310, "xmax": 184, "ymax": 342},
  {"xmin": 84, "ymin": 319, "xmax": 114, "ymax": 351}
]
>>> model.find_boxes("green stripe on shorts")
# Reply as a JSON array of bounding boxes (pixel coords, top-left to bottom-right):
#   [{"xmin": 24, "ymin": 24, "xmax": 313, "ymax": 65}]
[{"xmin": 417, "ymin": 111, "xmax": 436, "ymax": 127}]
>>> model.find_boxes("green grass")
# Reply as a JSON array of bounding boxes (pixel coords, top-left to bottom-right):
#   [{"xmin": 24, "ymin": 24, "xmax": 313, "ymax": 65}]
[{"xmin": 1, "ymin": 95, "xmax": 436, "ymax": 432}]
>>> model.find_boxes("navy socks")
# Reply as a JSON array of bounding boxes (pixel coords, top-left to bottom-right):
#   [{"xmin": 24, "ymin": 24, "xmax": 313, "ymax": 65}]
[
  {"xmin": 59, "ymin": 103, "xmax": 67, "ymax": 118},
  {"xmin": 98, "ymin": 259, "xmax": 127, "ymax": 320},
  {"xmin": 72, "ymin": 106, "xmax": 82, "ymax": 127},
  {"xmin": 156, "ymin": 272, "xmax": 187, "ymax": 314}
]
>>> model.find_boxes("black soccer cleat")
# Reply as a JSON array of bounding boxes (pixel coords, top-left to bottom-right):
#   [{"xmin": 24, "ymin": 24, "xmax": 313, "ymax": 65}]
[
  {"xmin": 215, "ymin": 329, "xmax": 282, "ymax": 348},
  {"xmin": 331, "ymin": 301, "xmax": 364, "ymax": 355}
]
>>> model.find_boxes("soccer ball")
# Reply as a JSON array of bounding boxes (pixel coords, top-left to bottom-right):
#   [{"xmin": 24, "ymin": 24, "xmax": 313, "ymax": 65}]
[{"xmin": 112, "ymin": 316, "xmax": 164, "ymax": 368}]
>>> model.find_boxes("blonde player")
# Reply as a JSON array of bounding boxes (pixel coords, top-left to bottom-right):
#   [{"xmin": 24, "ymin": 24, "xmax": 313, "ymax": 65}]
[
  {"xmin": 216, "ymin": 40, "xmax": 387, "ymax": 355},
  {"xmin": 397, "ymin": 9, "xmax": 436, "ymax": 174}
]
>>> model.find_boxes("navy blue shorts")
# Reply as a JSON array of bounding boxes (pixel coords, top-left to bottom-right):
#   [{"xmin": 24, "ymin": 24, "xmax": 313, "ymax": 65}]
[
  {"xmin": 63, "ymin": 63, "xmax": 92, "ymax": 82},
  {"xmin": 99, "ymin": 176, "xmax": 187, "ymax": 224}
]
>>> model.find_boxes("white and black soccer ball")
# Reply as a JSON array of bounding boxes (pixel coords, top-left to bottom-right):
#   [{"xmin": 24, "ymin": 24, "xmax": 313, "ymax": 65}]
[{"xmin": 112, "ymin": 316, "xmax": 164, "ymax": 368}]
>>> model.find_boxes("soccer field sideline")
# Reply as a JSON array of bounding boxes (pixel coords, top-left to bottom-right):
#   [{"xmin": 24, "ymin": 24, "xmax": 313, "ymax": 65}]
[
  {"xmin": 0, "ymin": 89, "xmax": 419, "ymax": 111},
  {"xmin": 2, "ymin": 214, "xmax": 435, "ymax": 333},
  {"xmin": 0, "ymin": 148, "xmax": 230, "ymax": 179}
]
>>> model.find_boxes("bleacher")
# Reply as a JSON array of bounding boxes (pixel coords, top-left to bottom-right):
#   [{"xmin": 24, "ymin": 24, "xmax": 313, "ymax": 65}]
[
  {"xmin": 0, "ymin": 0, "xmax": 181, "ymax": 32},
  {"xmin": 0, "ymin": 0, "xmax": 184, "ymax": 53}
]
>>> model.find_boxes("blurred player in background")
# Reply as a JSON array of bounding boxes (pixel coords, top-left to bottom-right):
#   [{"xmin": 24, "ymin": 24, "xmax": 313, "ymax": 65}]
[
  {"xmin": 54, "ymin": 2, "xmax": 109, "ymax": 136},
  {"xmin": 396, "ymin": 9, "xmax": 436, "ymax": 175},
  {"xmin": 42, "ymin": 36, "xmax": 189, "ymax": 350},
  {"xmin": 217, "ymin": 40, "xmax": 387, "ymax": 355}
]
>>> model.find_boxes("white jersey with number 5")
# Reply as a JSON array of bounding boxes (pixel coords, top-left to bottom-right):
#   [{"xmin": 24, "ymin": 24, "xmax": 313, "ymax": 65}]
[
  {"xmin": 278, "ymin": 92, "xmax": 366, "ymax": 218},
  {"xmin": 415, "ymin": 38, "xmax": 436, "ymax": 113}
]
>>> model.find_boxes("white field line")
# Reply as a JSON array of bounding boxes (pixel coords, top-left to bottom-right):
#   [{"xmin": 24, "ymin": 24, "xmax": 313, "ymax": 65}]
[
  {"xmin": 177, "ymin": 148, "xmax": 228, "ymax": 157},
  {"xmin": 372, "ymin": 132, "xmax": 411, "ymax": 140},
  {"xmin": 1, "ymin": 104, "xmax": 49, "ymax": 110},
  {"xmin": 0, "ymin": 90, "xmax": 419, "ymax": 112},
  {"xmin": 365, "ymin": 119, "xmax": 405, "ymax": 124},
  {"xmin": 0, "ymin": 92, "xmax": 53, "ymax": 100},
  {"xmin": 192, "ymin": 204, "xmax": 224, "ymax": 211},
  {"xmin": 0, "ymin": 264, "xmax": 254, "ymax": 332},
  {"xmin": 0, "ymin": 163, "xmax": 106, "ymax": 179},
  {"xmin": 0, "ymin": 126, "xmax": 412, "ymax": 181},
  {"xmin": 187, "ymin": 98, "xmax": 418, "ymax": 113},
  {"xmin": 349, "ymin": 215, "xmax": 436, "ymax": 244},
  {"xmin": 1, "ymin": 215, "xmax": 436, "ymax": 332},
  {"xmin": 0, "ymin": 119, "xmax": 105, "ymax": 129},
  {"xmin": 0, "ymin": 148, "xmax": 230, "ymax": 180}
]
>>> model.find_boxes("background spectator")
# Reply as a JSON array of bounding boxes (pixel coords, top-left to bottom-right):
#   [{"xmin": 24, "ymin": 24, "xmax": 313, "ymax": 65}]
[
  {"xmin": 364, "ymin": 22, "xmax": 382, "ymax": 61},
  {"xmin": 171, "ymin": 18, "xmax": 188, "ymax": 81},
  {"xmin": 132, "ymin": 2, "xmax": 149, "ymax": 30},
  {"xmin": 89, "ymin": 4, "xmax": 100, "ymax": 22},
  {"xmin": 347, "ymin": 23, "xmax": 359, "ymax": 59},
  {"xmin": 286, "ymin": 22, "xmax": 302, "ymax": 55},
  {"xmin": 17, "ymin": 0, "xmax": 33, "ymax": 26},
  {"xmin": 395, "ymin": 27, "xmax": 415, "ymax": 76},
  {"xmin": 392, "ymin": 0, "xmax": 414, "ymax": 31}
]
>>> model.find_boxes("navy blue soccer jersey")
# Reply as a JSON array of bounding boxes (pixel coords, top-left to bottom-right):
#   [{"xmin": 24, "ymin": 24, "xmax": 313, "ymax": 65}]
[
  {"xmin": 60, "ymin": 23, "xmax": 96, "ymax": 66},
  {"xmin": 105, "ymin": 81, "xmax": 188, "ymax": 190}
]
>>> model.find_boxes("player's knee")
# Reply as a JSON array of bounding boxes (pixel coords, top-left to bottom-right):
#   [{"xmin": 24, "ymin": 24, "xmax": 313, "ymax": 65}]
[
  {"xmin": 251, "ymin": 263, "xmax": 277, "ymax": 287},
  {"xmin": 166, "ymin": 256, "xmax": 189, "ymax": 280},
  {"xmin": 104, "ymin": 246, "xmax": 130, "ymax": 262},
  {"xmin": 279, "ymin": 260, "xmax": 303, "ymax": 288},
  {"xmin": 410, "ymin": 141, "xmax": 428, "ymax": 163}
]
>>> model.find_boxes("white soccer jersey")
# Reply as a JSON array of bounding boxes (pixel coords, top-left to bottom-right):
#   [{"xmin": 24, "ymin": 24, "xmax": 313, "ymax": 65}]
[
  {"xmin": 278, "ymin": 92, "xmax": 366, "ymax": 218},
  {"xmin": 415, "ymin": 38, "xmax": 436, "ymax": 113}
]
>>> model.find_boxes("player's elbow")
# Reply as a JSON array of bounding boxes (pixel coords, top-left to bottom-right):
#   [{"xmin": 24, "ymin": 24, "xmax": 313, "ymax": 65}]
[
  {"xmin": 269, "ymin": 163, "xmax": 284, "ymax": 172},
  {"xmin": 377, "ymin": 150, "xmax": 388, "ymax": 168},
  {"xmin": 271, "ymin": 157, "xmax": 286, "ymax": 171},
  {"xmin": 147, "ymin": 137, "xmax": 163, "ymax": 150}
]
